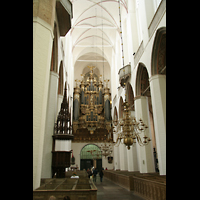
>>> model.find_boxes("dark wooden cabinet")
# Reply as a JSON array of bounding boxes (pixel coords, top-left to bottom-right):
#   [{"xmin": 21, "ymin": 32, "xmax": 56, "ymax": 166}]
[{"xmin": 52, "ymin": 151, "xmax": 71, "ymax": 178}]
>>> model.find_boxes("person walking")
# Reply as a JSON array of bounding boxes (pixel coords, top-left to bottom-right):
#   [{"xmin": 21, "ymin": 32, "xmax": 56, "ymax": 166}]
[
  {"xmin": 99, "ymin": 169, "xmax": 104, "ymax": 182},
  {"xmin": 63, "ymin": 196, "xmax": 70, "ymax": 200},
  {"xmin": 87, "ymin": 168, "xmax": 92, "ymax": 178},
  {"xmin": 93, "ymin": 168, "xmax": 98, "ymax": 182}
]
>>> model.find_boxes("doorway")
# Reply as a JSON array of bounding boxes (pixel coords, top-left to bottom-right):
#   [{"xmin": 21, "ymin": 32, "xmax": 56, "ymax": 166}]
[{"xmin": 80, "ymin": 144, "xmax": 102, "ymax": 172}]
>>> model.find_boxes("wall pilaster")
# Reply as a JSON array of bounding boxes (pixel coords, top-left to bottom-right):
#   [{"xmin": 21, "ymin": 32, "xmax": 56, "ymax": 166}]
[
  {"xmin": 134, "ymin": 96, "xmax": 155, "ymax": 173},
  {"xmin": 149, "ymin": 74, "xmax": 166, "ymax": 175}
]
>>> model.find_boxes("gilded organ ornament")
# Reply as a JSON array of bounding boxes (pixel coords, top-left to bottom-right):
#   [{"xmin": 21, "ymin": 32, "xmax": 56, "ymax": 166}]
[{"xmin": 72, "ymin": 66, "xmax": 112, "ymax": 142}]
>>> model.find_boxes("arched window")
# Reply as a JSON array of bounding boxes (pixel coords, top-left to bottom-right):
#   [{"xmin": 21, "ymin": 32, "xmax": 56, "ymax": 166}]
[
  {"xmin": 151, "ymin": 27, "xmax": 166, "ymax": 76},
  {"xmin": 136, "ymin": 63, "xmax": 150, "ymax": 97},
  {"xmin": 58, "ymin": 61, "xmax": 64, "ymax": 95},
  {"xmin": 119, "ymin": 97, "xmax": 124, "ymax": 119},
  {"xmin": 50, "ymin": 23, "xmax": 58, "ymax": 72},
  {"xmin": 127, "ymin": 82, "xmax": 134, "ymax": 111}
]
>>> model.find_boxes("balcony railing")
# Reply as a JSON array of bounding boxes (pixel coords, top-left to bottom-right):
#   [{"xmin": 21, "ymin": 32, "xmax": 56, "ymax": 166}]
[
  {"xmin": 148, "ymin": 0, "xmax": 166, "ymax": 38},
  {"xmin": 118, "ymin": 64, "xmax": 131, "ymax": 87}
]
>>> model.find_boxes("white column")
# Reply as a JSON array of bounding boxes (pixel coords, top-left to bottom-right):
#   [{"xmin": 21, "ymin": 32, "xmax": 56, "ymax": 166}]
[
  {"xmin": 41, "ymin": 71, "xmax": 59, "ymax": 179},
  {"xmin": 118, "ymin": 124, "xmax": 128, "ymax": 171},
  {"xmin": 33, "ymin": 17, "xmax": 53, "ymax": 190},
  {"xmin": 127, "ymin": 111, "xmax": 139, "ymax": 171},
  {"xmin": 127, "ymin": 143, "xmax": 139, "ymax": 172},
  {"xmin": 113, "ymin": 132, "xmax": 120, "ymax": 170},
  {"xmin": 119, "ymin": 141, "xmax": 128, "ymax": 171},
  {"xmin": 126, "ymin": 0, "xmax": 139, "ymax": 63},
  {"xmin": 127, "ymin": 146, "xmax": 134, "ymax": 171},
  {"xmin": 102, "ymin": 155, "xmax": 108, "ymax": 169},
  {"xmin": 134, "ymin": 96, "xmax": 155, "ymax": 173},
  {"xmin": 138, "ymin": 0, "xmax": 149, "ymax": 46},
  {"xmin": 149, "ymin": 74, "xmax": 166, "ymax": 175}
]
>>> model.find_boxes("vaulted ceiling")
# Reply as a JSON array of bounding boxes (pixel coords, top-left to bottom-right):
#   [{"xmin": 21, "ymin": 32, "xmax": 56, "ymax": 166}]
[{"xmin": 70, "ymin": 0, "xmax": 128, "ymax": 83}]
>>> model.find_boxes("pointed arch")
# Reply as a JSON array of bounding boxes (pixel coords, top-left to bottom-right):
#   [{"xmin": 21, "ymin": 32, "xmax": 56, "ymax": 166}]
[
  {"xmin": 151, "ymin": 27, "xmax": 166, "ymax": 76},
  {"xmin": 135, "ymin": 62, "xmax": 150, "ymax": 97},
  {"xmin": 50, "ymin": 23, "xmax": 58, "ymax": 72},
  {"xmin": 58, "ymin": 61, "xmax": 64, "ymax": 95},
  {"xmin": 113, "ymin": 106, "xmax": 118, "ymax": 121},
  {"xmin": 126, "ymin": 82, "xmax": 134, "ymax": 111},
  {"xmin": 119, "ymin": 96, "xmax": 124, "ymax": 119}
]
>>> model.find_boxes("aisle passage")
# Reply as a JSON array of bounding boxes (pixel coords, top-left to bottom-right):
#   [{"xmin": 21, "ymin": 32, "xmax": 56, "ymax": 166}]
[{"xmin": 94, "ymin": 176, "xmax": 145, "ymax": 200}]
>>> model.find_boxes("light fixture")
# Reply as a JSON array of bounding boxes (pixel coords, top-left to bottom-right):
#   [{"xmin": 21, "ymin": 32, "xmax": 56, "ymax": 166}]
[
  {"xmin": 100, "ymin": 142, "xmax": 112, "ymax": 158},
  {"xmin": 100, "ymin": 134, "xmax": 113, "ymax": 158},
  {"xmin": 99, "ymin": 0, "xmax": 113, "ymax": 158},
  {"xmin": 113, "ymin": 99, "xmax": 151, "ymax": 150},
  {"xmin": 112, "ymin": 0, "xmax": 151, "ymax": 150}
]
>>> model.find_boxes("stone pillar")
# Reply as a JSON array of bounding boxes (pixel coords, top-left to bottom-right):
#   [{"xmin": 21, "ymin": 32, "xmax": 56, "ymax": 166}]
[
  {"xmin": 127, "ymin": 146, "xmax": 134, "ymax": 171},
  {"xmin": 41, "ymin": 71, "xmax": 59, "ymax": 179},
  {"xmin": 127, "ymin": 111, "xmax": 139, "ymax": 172},
  {"xmin": 33, "ymin": 0, "xmax": 56, "ymax": 190},
  {"xmin": 149, "ymin": 74, "xmax": 166, "ymax": 175},
  {"xmin": 134, "ymin": 96, "xmax": 155, "ymax": 173},
  {"xmin": 127, "ymin": 144, "xmax": 139, "ymax": 172},
  {"xmin": 138, "ymin": 0, "xmax": 149, "ymax": 45},
  {"xmin": 113, "ymin": 132, "xmax": 120, "ymax": 170},
  {"xmin": 119, "ymin": 141, "xmax": 128, "ymax": 171}
]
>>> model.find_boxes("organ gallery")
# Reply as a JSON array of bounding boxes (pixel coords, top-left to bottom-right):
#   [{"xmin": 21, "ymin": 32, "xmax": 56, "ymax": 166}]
[{"xmin": 72, "ymin": 66, "xmax": 113, "ymax": 142}]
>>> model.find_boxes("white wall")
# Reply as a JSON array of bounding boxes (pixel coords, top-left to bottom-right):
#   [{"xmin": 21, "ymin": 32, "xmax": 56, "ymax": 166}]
[{"xmin": 33, "ymin": 16, "xmax": 54, "ymax": 190}]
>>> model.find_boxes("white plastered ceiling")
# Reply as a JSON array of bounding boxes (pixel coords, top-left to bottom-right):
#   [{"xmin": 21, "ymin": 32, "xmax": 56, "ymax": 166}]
[{"xmin": 70, "ymin": 0, "xmax": 128, "ymax": 89}]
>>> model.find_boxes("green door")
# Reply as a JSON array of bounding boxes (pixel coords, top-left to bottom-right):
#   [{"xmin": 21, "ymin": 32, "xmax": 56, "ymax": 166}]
[{"xmin": 80, "ymin": 144, "xmax": 102, "ymax": 171}]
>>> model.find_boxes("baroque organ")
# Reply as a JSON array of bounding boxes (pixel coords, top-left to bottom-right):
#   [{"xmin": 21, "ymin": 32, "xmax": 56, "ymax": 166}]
[{"xmin": 72, "ymin": 66, "xmax": 113, "ymax": 142}]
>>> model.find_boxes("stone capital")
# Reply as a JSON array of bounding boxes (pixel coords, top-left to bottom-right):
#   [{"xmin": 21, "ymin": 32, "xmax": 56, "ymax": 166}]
[
  {"xmin": 50, "ymin": 71, "xmax": 59, "ymax": 79},
  {"xmin": 134, "ymin": 95, "xmax": 147, "ymax": 101},
  {"xmin": 149, "ymin": 74, "xmax": 166, "ymax": 83}
]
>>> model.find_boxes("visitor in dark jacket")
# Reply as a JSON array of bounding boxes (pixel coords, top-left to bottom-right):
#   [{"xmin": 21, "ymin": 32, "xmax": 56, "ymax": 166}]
[
  {"xmin": 99, "ymin": 169, "xmax": 104, "ymax": 182},
  {"xmin": 93, "ymin": 168, "xmax": 98, "ymax": 182}
]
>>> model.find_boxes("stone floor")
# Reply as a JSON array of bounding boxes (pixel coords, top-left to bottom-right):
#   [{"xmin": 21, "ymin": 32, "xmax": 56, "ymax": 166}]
[{"xmin": 93, "ymin": 175, "xmax": 145, "ymax": 200}]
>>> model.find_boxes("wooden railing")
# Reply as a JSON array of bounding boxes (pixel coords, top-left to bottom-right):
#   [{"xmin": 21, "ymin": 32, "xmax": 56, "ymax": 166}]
[
  {"xmin": 104, "ymin": 170, "xmax": 166, "ymax": 200},
  {"xmin": 132, "ymin": 175, "xmax": 166, "ymax": 200}
]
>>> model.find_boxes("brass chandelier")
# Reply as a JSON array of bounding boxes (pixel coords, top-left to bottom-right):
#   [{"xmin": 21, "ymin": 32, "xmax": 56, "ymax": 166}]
[
  {"xmin": 100, "ymin": 135, "xmax": 113, "ymax": 158},
  {"xmin": 113, "ymin": 99, "xmax": 151, "ymax": 150}
]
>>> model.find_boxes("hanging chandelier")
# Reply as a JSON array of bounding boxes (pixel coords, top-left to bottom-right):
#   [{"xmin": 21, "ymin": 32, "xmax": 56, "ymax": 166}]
[
  {"xmin": 113, "ymin": 98, "xmax": 151, "ymax": 150},
  {"xmin": 111, "ymin": 0, "xmax": 151, "ymax": 150},
  {"xmin": 100, "ymin": 138, "xmax": 113, "ymax": 158}
]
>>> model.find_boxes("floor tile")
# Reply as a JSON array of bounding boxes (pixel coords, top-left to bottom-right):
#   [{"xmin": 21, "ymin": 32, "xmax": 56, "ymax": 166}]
[{"xmin": 93, "ymin": 177, "xmax": 145, "ymax": 200}]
